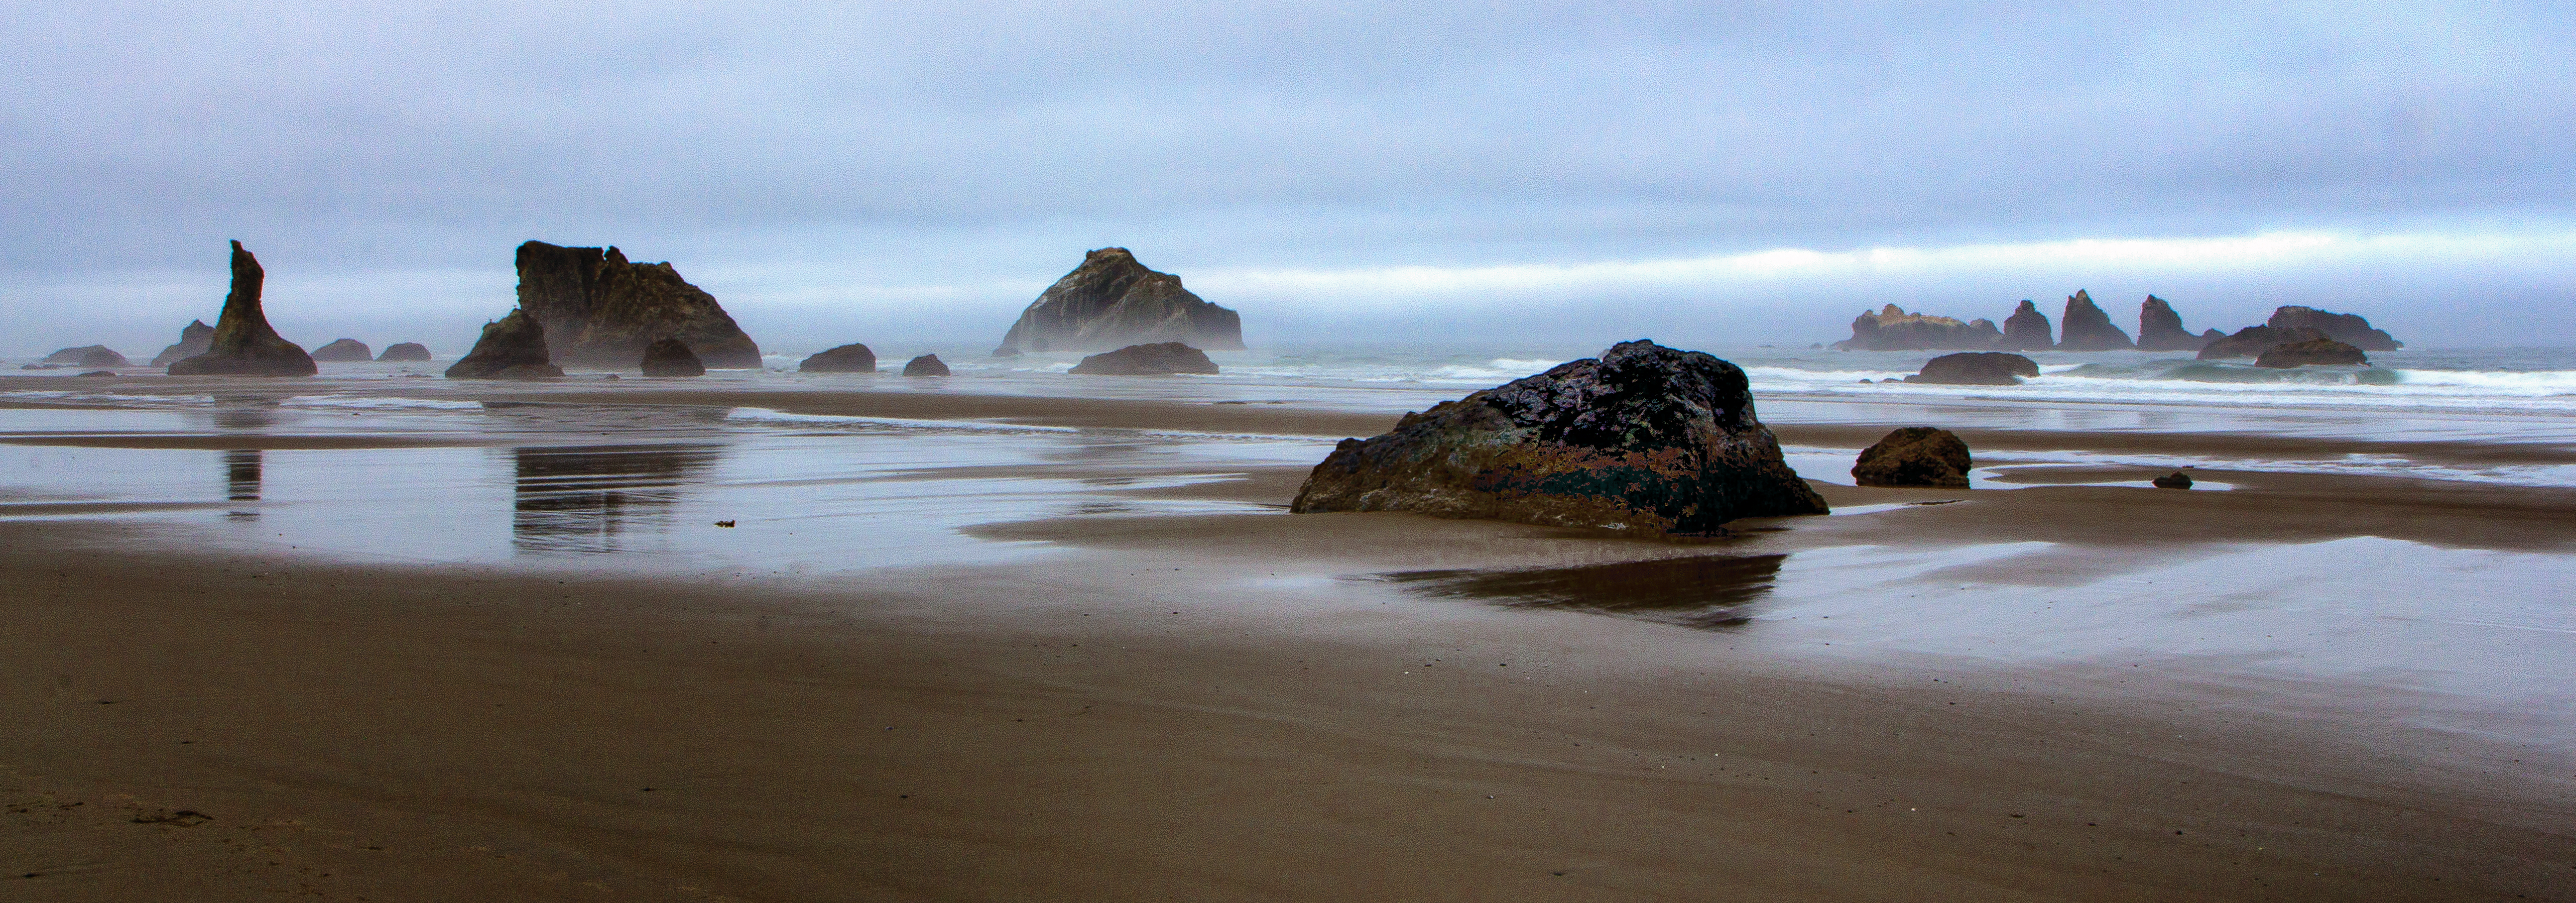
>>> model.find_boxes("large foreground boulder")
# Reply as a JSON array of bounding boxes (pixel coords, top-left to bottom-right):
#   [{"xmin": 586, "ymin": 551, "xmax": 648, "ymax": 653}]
[
  {"xmin": 311, "ymin": 339, "xmax": 373, "ymax": 362},
  {"xmin": 1905, "ymin": 352, "xmax": 2039, "ymax": 385},
  {"xmin": 2197, "ymin": 325, "xmax": 2325, "ymax": 360},
  {"xmin": 376, "ymin": 342, "xmax": 431, "ymax": 361},
  {"xmin": 993, "ymin": 248, "xmax": 1244, "ymax": 355},
  {"xmin": 2268, "ymin": 306, "xmax": 2401, "ymax": 350},
  {"xmin": 1068, "ymin": 342, "xmax": 1220, "ymax": 375},
  {"xmin": 639, "ymin": 338, "xmax": 706, "ymax": 376},
  {"xmin": 902, "ymin": 354, "xmax": 950, "ymax": 376},
  {"xmin": 168, "ymin": 241, "xmax": 318, "ymax": 376},
  {"xmin": 798, "ymin": 343, "xmax": 877, "ymax": 373},
  {"xmin": 1290, "ymin": 340, "xmax": 1828, "ymax": 536},
  {"xmin": 446, "ymin": 309, "xmax": 563, "ymax": 379},
  {"xmin": 1851, "ymin": 427, "xmax": 1971, "ymax": 488},
  {"xmin": 2135, "ymin": 296, "xmax": 2209, "ymax": 351},
  {"xmin": 2055, "ymin": 290, "xmax": 2134, "ymax": 350},
  {"xmin": 1832, "ymin": 305, "xmax": 2001, "ymax": 351},
  {"xmin": 149, "ymin": 320, "xmax": 215, "ymax": 366},
  {"xmin": 2255, "ymin": 339, "xmax": 2368, "ymax": 368},
  {"xmin": 1999, "ymin": 300, "xmax": 2053, "ymax": 350},
  {"xmin": 512, "ymin": 241, "xmax": 762, "ymax": 368}
]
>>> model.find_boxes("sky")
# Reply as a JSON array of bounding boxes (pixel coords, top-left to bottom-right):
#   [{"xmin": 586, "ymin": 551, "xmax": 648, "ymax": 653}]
[{"xmin": 4, "ymin": 0, "xmax": 2573, "ymax": 356}]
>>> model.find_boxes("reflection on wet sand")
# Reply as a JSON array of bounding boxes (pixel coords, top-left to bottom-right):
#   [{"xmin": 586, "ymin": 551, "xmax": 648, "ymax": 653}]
[
  {"xmin": 222, "ymin": 449, "xmax": 261, "ymax": 519},
  {"xmin": 512, "ymin": 445, "xmax": 722, "ymax": 554},
  {"xmin": 1381, "ymin": 554, "xmax": 1789, "ymax": 628}
]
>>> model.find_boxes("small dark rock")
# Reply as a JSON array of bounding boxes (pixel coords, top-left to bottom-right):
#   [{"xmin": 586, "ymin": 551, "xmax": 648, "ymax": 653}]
[
  {"xmin": 903, "ymin": 354, "xmax": 951, "ymax": 376},
  {"xmin": 1905, "ymin": 352, "xmax": 2040, "ymax": 386},
  {"xmin": 1851, "ymin": 427, "xmax": 1972, "ymax": 488},
  {"xmin": 310, "ymin": 339, "xmax": 373, "ymax": 362},
  {"xmin": 799, "ymin": 343, "xmax": 877, "ymax": 373},
  {"xmin": 2255, "ymin": 338, "xmax": 2368, "ymax": 368},
  {"xmin": 639, "ymin": 338, "xmax": 706, "ymax": 377},
  {"xmin": 376, "ymin": 342, "xmax": 432, "ymax": 361},
  {"xmin": 75, "ymin": 370, "xmax": 116, "ymax": 377},
  {"xmin": 2152, "ymin": 471, "xmax": 2194, "ymax": 489},
  {"xmin": 446, "ymin": 309, "xmax": 561, "ymax": 379},
  {"xmin": 1069, "ymin": 342, "xmax": 1220, "ymax": 375}
]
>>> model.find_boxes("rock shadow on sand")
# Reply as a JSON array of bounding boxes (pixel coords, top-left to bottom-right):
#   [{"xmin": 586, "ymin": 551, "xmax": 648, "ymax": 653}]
[
  {"xmin": 511, "ymin": 445, "xmax": 723, "ymax": 554},
  {"xmin": 1377, "ymin": 553, "xmax": 1788, "ymax": 629}
]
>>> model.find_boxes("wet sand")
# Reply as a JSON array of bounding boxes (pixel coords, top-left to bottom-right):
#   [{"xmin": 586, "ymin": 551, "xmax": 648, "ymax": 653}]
[{"xmin": 3, "ymin": 379, "xmax": 2574, "ymax": 900}]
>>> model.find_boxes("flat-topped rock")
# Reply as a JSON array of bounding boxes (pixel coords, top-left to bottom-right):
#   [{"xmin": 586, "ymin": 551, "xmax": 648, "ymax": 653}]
[
  {"xmin": 2197, "ymin": 325, "xmax": 2325, "ymax": 360},
  {"xmin": 2268, "ymin": 306, "xmax": 2401, "ymax": 350},
  {"xmin": 1904, "ymin": 352, "xmax": 2039, "ymax": 386},
  {"xmin": 994, "ymin": 248, "xmax": 1244, "ymax": 354},
  {"xmin": 798, "ymin": 343, "xmax": 877, "ymax": 373},
  {"xmin": 1833, "ymin": 305, "xmax": 2001, "ymax": 351},
  {"xmin": 376, "ymin": 342, "xmax": 431, "ymax": 362},
  {"xmin": 513, "ymin": 241, "xmax": 762, "ymax": 368},
  {"xmin": 902, "ymin": 354, "xmax": 950, "ymax": 376},
  {"xmin": 311, "ymin": 339, "xmax": 373, "ymax": 362},
  {"xmin": 1068, "ymin": 342, "xmax": 1219, "ymax": 375},
  {"xmin": 1851, "ymin": 427, "xmax": 1971, "ymax": 488},
  {"xmin": 43, "ymin": 345, "xmax": 125, "ymax": 366},
  {"xmin": 2255, "ymin": 338, "xmax": 2368, "ymax": 368},
  {"xmin": 639, "ymin": 338, "xmax": 706, "ymax": 377},
  {"xmin": 2055, "ymin": 290, "xmax": 2134, "ymax": 350},
  {"xmin": 168, "ymin": 241, "xmax": 318, "ymax": 376},
  {"xmin": 446, "ymin": 309, "xmax": 562, "ymax": 379}
]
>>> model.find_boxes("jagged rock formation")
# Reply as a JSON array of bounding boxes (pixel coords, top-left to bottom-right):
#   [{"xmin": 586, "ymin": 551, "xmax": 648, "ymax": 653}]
[
  {"xmin": 1290, "ymin": 339, "xmax": 1827, "ymax": 536},
  {"xmin": 2268, "ymin": 306, "xmax": 2401, "ymax": 350},
  {"xmin": 639, "ymin": 338, "xmax": 706, "ymax": 377},
  {"xmin": 993, "ymin": 248, "xmax": 1244, "ymax": 355},
  {"xmin": 2000, "ymin": 301, "xmax": 2053, "ymax": 350},
  {"xmin": 2197, "ymin": 325, "xmax": 2326, "ymax": 360},
  {"xmin": 445, "ymin": 310, "xmax": 563, "ymax": 379},
  {"xmin": 2135, "ymin": 296, "xmax": 2209, "ymax": 351},
  {"xmin": 44, "ymin": 346, "xmax": 128, "ymax": 367},
  {"xmin": 1905, "ymin": 352, "xmax": 2040, "ymax": 386},
  {"xmin": 1851, "ymin": 427, "xmax": 1972, "ymax": 488},
  {"xmin": 377, "ymin": 342, "xmax": 431, "ymax": 362},
  {"xmin": 902, "ymin": 354, "xmax": 950, "ymax": 376},
  {"xmin": 1833, "ymin": 305, "xmax": 2002, "ymax": 350},
  {"xmin": 1068, "ymin": 342, "xmax": 1220, "ymax": 375},
  {"xmin": 2153, "ymin": 471, "xmax": 2194, "ymax": 489},
  {"xmin": 149, "ymin": 320, "xmax": 216, "ymax": 366},
  {"xmin": 2255, "ymin": 338, "xmax": 2368, "ymax": 368},
  {"xmin": 798, "ymin": 343, "xmax": 877, "ymax": 373},
  {"xmin": 311, "ymin": 339, "xmax": 373, "ymax": 362},
  {"xmin": 168, "ymin": 242, "xmax": 318, "ymax": 376},
  {"xmin": 512, "ymin": 241, "xmax": 762, "ymax": 368},
  {"xmin": 2054, "ymin": 291, "xmax": 2134, "ymax": 350}
]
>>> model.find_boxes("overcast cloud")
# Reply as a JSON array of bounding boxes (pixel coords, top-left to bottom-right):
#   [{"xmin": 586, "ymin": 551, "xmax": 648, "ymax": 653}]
[{"xmin": 4, "ymin": 0, "xmax": 2572, "ymax": 354}]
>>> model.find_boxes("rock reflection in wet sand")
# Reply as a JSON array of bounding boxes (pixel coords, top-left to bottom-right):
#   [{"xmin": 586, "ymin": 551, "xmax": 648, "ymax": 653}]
[
  {"xmin": 1380, "ymin": 554, "xmax": 1788, "ymax": 628},
  {"xmin": 222, "ymin": 449, "xmax": 261, "ymax": 519},
  {"xmin": 511, "ymin": 445, "xmax": 722, "ymax": 554}
]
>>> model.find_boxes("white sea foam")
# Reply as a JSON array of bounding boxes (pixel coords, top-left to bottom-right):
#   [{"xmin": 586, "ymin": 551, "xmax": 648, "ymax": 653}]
[{"xmin": 724, "ymin": 407, "xmax": 1081, "ymax": 433}]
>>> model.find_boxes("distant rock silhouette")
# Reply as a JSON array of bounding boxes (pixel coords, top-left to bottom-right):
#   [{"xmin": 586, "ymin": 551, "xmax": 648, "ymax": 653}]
[
  {"xmin": 376, "ymin": 342, "xmax": 431, "ymax": 362},
  {"xmin": 994, "ymin": 248, "xmax": 1243, "ymax": 355},
  {"xmin": 446, "ymin": 309, "xmax": 563, "ymax": 379},
  {"xmin": 2054, "ymin": 290, "xmax": 2134, "ymax": 350},
  {"xmin": 2000, "ymin": 300, "xmax": 2053, "ymax": 350},
  {"xmin": 168, "ymin": 241, "xmax": 318, "ymax": 376},
  {"xmin": 1833, "ymin": 305, "xmax": 2002, "ymax": 350},
  {"xmin": 2255, "ymin": 338, "xmax": 2368, "ymax": 368},
  {"xmin": 2197, "ymin": 325, "xmax": 2326, "ymax": 360},
  {"xmin": 1851, "ymin": 427, "xmax": 1972, "ymax": 488},
  {"xmin": 639, "ymin": 338, "xmax": 706, "ymax": 377},
  {"xmin": 149, "ymin": 320, "xmax": 215, "ymax": 366},
  {"xmin": 45, "ymin": 345, "xmax": 128, "ymax": 367},
  {"xmin": 311, "ymin": 339, "xmax": 373, "ymax": 362},
  {"xmin": 902, "ymin": 354, "xmax": 950, "ymax": 376},
  {"xmin": 75, "ymin": 370, "xmax": 117, "ymax": 377},
  {"xmin": 1068, "ymin": 342, "xmax": 1220, "ymax": 375},
  {"xmin": 2134, "ymin": 296, "xmax": 2209, "ymax": 351},
  {"xmin": 2267, "ymin": 306, "xmax": 2401, "ymax": 350},
  {"xmin": 798, "ymin": 343, "xmax": 877, "ymax": 373},
  {"xmin": 513, "ymin": 241, "xmax": 761, "ymax": 368},
  {"xmin": 1905, "ymin": 352, "xmax": 2040, "ymax": 386}
]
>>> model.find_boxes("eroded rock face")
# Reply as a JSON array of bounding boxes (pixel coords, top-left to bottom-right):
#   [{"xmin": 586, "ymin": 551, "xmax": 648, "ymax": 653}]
[
  {"xmin": 2000, "ymin": 301, "xmax": 2053, "ymax": 350},
  {"xmin": 1290, "ymin": 340, "xmax": 1827, "ymax": 535},
  {"xmin": 639, "ymin": 338, "xmax": 706, "ymax": 377},
  {"xmin": 2055, "ymin": 290, "xmax": 2134, "ymax": 350},
  {"xmin": 2197, "ymin": 325, "xmax": 2325, "ymax": 360},
  {"xmin": 902, "ymin": 354, "xmax": 950, "ymax": 376},
  {"xmin": 2268, "ymin": 306, "xmax": 2401, "ymax": 350},
  {"xmin": 2135, "ymin": 296, "xmax": 2209, "ymax": 351},
  {"xmin": 1851, "ymin": 427, "xmax": 1971, "ymax": 488},
  {"xmin": 311, "ymin": 339, "xmax": 373, "ymax": 362},
  {"xmin": 149, "ymin": 320, "xmax": 215, "ymax": 366},
  {"xmin": 1904, "ymin": 352, "xmax": 2039, "ymax": 385},
  {"xmin": 513, "ymin": 241, "xmax": 762, "ymax": 368},
  {"xmin": 376, "ymin": 342, "xmax": 431, "ymax": 362},
  {"xmin": 1068, "ymin": 342, "xmax": 1219, "ymax": 375},
  {"xmin": 446, "ymin": 309, "xmax": 562, "ymax": 379},
  {"xmin": 994, "ymin": 248, "xmax": 1244, "ymax": 354},
  {"xmin": 1833, "ymin": 305, "xmax": 2001, "ymax": 350},
  {"xmin": 168, "ymin": 242, "xmax": 318, "ymax": 376},
  {"xmin": 798, "ymin": 343, "xmax": 877, "ymax": 373},
  {"xmin": 2255, "ymin": 338, "xmax": 2368, "ymax": 368}
]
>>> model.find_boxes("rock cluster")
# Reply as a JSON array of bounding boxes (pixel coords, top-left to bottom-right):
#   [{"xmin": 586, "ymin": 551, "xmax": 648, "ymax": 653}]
[
  {"xmin": 1832, "ymin": 305, "xmax": 2003, "ymax": 351},
  {"xmin": 445, "ymin": 310, "xmax": 563, "ymax": 379},
  {"xmin": 1850, "ymin": 427, "xmax": 1971, "ymax": 488},
  {"xmin": 902, "ymin": 354, "xmax": 950, "ymax": 376},
  {"xmin": 311, "ymin": 339, "xmax": 373, "ymax": 362},
  {"xmin": 2054, "ymin": 291, "xmax": 2135, "ymax": 350},
  {"xmin": 513, "ymin": 241, "xmax": 762, "ymax": 368},
  {"xmin": 377, "ymin": 342, "xmax": 432, "ymax": 362},
  {"xmin": 168, "ymin": 241, "xmax": 318, "ymax": 376},
  {"xmin": 1068, "ymin": 342, "xmax": 1220, "ymax": 375},
  {"xmin": 2134, "ymin": 296, "xmax": 2209, "ymax": 351},
  {"xmin": 2268, "ymin": 306, "xmax": 2401, "ymax": 350},
  {"xmin": 2255, "ymin": 338, "xmax": 2368, "ymax": 368},
  {"xmin": 994, "ymin": 248, "xmax": 1244, "ymax": 355},
  {"xmin": 1904, "ymin": 352, "xmax": 2039, "ymax": 386},
  {"xmin": 1290, "ymin": 339, "xmax": 1828, "ymax": 535},
  {"xmin": 149, "ymin": 321, "xmax": 215, "ymax": 366},
  {"xmin": 798, "ymin": 343, "xmax": 877, "ymax": 373}
]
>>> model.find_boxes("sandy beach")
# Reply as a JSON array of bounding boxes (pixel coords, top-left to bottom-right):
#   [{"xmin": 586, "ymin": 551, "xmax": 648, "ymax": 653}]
[{"xmin": 2, "ymin": 374, "xmax": 2573, "ymax": 901}]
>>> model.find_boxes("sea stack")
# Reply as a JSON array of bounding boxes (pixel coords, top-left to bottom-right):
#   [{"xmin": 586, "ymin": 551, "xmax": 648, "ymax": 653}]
[
  {"xmin": 638, "ymin": 338, "xmax": 706, "ymax": 377},
  {"xmin": 1904, "ymin": 352, "xmax": 2040, "ymax": 386},
  {"xmin": 445, "ymin": 309, "xmax": 563, "ymax": 379},
  {"xmin": 2054, "ymin": 291, "xmax": 2134, "ymax": 350},
  {"xmin": 1290, "ymin": 339, "xmax": 1828, "ymax": 535},
  {"xmin": 2267, "ymin": 306, "xmax": 2401, "ymax": 350},
  {"xmin": 798, "ymin": 343, "xmax": 878, "ymax": 373},
  {"xmin": 2000, "ymin": 301, "xmax": 2053, "ymax": 350},
  {"xmin": 1068, "ymin": 342, "xmax": 1220, "ymax": 375},
  {"xmin": 149, "ymin": 320, "xmax": 216, "ymax": 366},
  {"xmin": 903, "ymin": 354, "xmax": 950, "ymax": 376},
  {"xmin": 377, "ymin": 342, "xmax": 432, "ymax": 362},
  {"xmin": 1832, "ymin": 306, "xmax": 2002, "ymax": 351},
  {"xmin": 992, "ymin": 248, "xmax": 1244, "ymax": 355},
  {"xmin": 2134, "ymin": 296, "xmax": 2209, "ymax": 352},
  {"xmin": 511, "ymin": 241, "xmax": 762, "ymax": 368},
  {"xmin": 311, "ymin": 339, "xmax": 373, "ymax": 362},
  {"xmin": 168, "ymin": 241, "xmax": 319, "ymax": 376}
]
